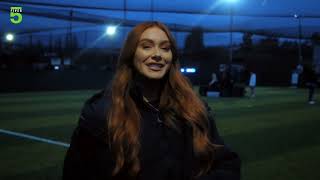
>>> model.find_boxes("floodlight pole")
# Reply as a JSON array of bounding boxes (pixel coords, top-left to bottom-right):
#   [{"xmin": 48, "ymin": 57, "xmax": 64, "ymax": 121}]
[
  {"xmin": 84, "ymin": 31, "xmax": 88, "ymax": 48},
  {"xmin": 174, "ymin": 23, "xmax": 177, "ymax": 39},
  {"xmin": 123, "ymin": 0, "xmax": 127, "ymax": 44},
  {"xmin": 229, "ymin": 6, "xmax": 234, "ymax": 65},
  {"xmin": 297, "ymin": 16, "xmax": 303, "ymax": 64},
  {"xmin": 123, "ymin": 0, "xmax": 127, "ymax": 20},
  {"xmin": 151, "ymin": 0, "xmax": 154, "ymax": 21},
  {"xmin": 29, "ymin": 34, "xmax": 33, "ymax": 47},
  {"xmin": 49, "ymin": 32, "xmax": 53, "ymax": 52},
  {"xmin": 69, "ymin": 9, "xmax": 73, "ymax": 63}
]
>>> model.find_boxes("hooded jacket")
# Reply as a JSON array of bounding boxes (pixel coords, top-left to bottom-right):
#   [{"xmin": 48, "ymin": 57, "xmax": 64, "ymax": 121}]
[{"xmin": 63, "ymin": 85, "xmax": 241, "ymax": 180}]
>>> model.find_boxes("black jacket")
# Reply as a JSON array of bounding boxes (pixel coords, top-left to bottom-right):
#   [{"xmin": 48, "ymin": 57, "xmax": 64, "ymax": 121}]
[{"xmin": 63, "ymin": 87, "xmax": 241, "ymax": 180}]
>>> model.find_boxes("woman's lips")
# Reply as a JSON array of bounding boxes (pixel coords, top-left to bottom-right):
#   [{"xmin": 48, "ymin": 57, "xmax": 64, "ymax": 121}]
[{"xmin": 146, "ymin": 63, "xmax": 164, "ymax": 71}]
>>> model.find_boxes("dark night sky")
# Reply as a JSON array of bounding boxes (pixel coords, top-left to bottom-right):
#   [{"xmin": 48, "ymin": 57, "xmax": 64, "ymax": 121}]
[{"xmin": 1, "ymin": 0, "xmax": 320, "ymax": 48}]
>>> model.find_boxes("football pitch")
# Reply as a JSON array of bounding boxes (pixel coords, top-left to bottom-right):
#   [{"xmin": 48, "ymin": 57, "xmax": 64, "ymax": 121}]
[{"xmin": 0, "ymin": 87, "xmax": 319, "ymax": 180}]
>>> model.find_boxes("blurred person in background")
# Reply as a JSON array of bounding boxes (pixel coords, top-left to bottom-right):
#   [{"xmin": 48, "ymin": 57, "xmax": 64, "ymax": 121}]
[
  {"xmin": 63, "ymin": 21, "xmax": 240, "ymax": 180},
  {"xmin": 248, "ymin": 71, "xmax": 256, "ymax": 98},
  {"xmin": 208, "ymin": 72, "xmax": 219, "ymax": 91},
  {"xmin": 291, "ymin": 69, "xmax": 299, "ymax": 88},
  {"xmin": 304, "ymin": 65, "xmax": 318, "ymax": 104}
]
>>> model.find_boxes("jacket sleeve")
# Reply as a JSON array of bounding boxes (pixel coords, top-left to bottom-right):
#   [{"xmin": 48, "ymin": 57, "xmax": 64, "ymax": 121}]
[
  {"xmin": 197, "ymin": 102, "xmax": 241, "ymax": 180},
  {"xmin": 62, "ymin": 125, "xmax": 114, "ymax": 180},
  {"xmin": 63, "ymin": 91, "xmax": 113, "ymax": 180}
]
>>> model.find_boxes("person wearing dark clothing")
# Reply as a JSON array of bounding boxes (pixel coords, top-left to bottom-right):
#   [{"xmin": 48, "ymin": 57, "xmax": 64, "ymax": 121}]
[
  {"xmin": 219, "ymin": 71, "xmax": 233, "ymax": 97},
  {"xmin": 304, "ymin": 66, "xmax": 318, "ymax": 104},
  {"xmin": 63, "ymin": 21, "xmax": 241, "ymax": 180}
]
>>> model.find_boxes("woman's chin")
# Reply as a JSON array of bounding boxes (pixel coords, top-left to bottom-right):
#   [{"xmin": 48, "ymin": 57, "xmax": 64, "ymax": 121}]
[
  {"xmin": 141, "ymin": 72, "xmax": 165, "ymax": 80},
  {"xmin": 145, "ymin": 74, "xmax": 164, "ymax": 80},
  {"xmin": 139, "ymin": 70, "xmax": 165, "ymax": 80}
]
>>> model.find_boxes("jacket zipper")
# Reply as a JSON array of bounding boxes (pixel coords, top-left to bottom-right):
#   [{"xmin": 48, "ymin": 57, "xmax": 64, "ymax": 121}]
[{"xmin": 142, "ymin": 97, "xmax": 163, "ymax": 124}]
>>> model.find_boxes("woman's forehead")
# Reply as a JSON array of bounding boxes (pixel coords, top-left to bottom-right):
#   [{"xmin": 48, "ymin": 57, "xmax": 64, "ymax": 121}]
[{"xmin": 139, "ymin": 27, "xmax": 170, "ymax": 42}]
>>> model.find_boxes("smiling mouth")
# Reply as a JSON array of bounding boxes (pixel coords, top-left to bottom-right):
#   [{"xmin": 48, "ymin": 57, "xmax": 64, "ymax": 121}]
[{"xmin": 146, "ymin": 63, "xmax": 164, "ymax": 71}]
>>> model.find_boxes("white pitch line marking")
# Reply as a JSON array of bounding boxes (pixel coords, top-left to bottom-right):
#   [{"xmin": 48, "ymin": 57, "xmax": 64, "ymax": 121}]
[{"xmin": 0, "ymin": 129, "xmax": 70, "ymax": 148}]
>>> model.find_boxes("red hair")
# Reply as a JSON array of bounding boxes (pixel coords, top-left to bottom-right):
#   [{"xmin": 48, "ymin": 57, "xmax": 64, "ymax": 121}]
[{"xmin": 107, "ymin": 21, "xmax": 217, "ymax": 177}]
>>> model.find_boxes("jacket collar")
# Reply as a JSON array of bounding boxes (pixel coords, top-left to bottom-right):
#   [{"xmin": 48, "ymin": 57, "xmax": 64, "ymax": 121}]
[{"xmin": 129, "ymin": 73, "xmax": 164, "ymax": 110}]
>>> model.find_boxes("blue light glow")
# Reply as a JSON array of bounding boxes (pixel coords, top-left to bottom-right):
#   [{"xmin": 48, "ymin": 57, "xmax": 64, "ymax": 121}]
[
  {"xmin": 224, "ymin": 0, "xmax": 239, "ymax": 4},
  {"xmin": 186, "ymin": 68, "xmax": 196, "ymax": 73},
  {"xmin": 181, "ymin": 67, "xmax": 197, "ymax": 73},
  {"xmin": 106, "ymin": 26, "xmax": 117, "ymax": 36},
  {"xmin": 5, "ymin": 33, "xmax": 14, "ymax": 42}
]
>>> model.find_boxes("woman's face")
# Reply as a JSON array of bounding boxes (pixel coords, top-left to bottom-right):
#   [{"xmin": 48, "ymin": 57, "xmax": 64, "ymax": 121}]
[{"xmin": 133, "ymin": 27, "xmax": 173, "ymax": 80}]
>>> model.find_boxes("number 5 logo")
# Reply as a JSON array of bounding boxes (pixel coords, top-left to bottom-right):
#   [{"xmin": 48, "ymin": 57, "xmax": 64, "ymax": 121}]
[{"xmin": 10, "ymin": 7, "xmax": 23, "ymax": 24}]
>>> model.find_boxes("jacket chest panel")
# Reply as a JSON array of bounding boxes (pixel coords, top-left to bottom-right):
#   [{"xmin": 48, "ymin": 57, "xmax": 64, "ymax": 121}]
[{"xmin": 139, "ymin": 110, "xmax": 185, "ymax": 162}]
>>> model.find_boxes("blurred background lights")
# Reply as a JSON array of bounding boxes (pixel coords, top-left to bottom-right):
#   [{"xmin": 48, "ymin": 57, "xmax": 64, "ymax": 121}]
[
  {"xmin": 106, "ymin": 25, "xmax": 117, "ymax": 36},
  {"xmin": 5, "ymin": 33, "xmax": 14, "ymax": 42},
  {"xmin": 181, "ymin": 67, "xmax": 196, "ymax": 73},
  {"xmin": 186, "ymin": 68, "xmax": 196, "ymax": 73}
]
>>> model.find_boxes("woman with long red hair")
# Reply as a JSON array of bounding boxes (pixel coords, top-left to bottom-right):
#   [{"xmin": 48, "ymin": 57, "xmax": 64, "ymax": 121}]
[{"xmin": 63, "ymin": 21, "xmax": 240, "ymax": 180}]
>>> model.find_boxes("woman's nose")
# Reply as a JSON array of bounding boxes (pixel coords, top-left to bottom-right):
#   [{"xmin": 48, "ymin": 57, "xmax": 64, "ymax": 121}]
[
  {"xmin": 151, "ymin": 54, "xmax": 162, "ymax": 61},
  {"xmin": 151, "ymin": 48, "xmax": 162, "ymax": 61}
]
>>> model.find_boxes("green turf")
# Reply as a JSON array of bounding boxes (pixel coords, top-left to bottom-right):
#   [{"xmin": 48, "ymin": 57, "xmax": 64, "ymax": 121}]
[{"xmin": 0, "ymin": 87, "xmax": 319, "ymax": 180}]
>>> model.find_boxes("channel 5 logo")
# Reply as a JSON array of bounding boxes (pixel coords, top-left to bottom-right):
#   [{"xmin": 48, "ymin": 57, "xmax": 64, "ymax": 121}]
[{"xmin": 10, "ymin": 6, "xmax": 23, "ymax": 24}]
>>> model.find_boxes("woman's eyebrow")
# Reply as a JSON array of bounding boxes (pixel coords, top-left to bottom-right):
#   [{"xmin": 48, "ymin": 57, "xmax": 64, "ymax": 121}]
[
  {"xmin": 139, "ymin": 38, "xmax": 170, "ymax": 45},
  {"xmin": 160, "ymin": 41, "xmax": 171, "ymax": 45},
  {"xmin": 139, "ymin": 39, "xmax": 153, "ymax": 44}
]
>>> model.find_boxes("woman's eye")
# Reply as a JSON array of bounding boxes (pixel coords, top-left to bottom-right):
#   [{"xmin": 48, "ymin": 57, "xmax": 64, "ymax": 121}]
[
  {"xmin": 140, "ymin": 43, "xmax": 152, "ymax": 49},
  {"xmin": 162, "ymin": 47, "xmax": 171, "ymax": 51}
]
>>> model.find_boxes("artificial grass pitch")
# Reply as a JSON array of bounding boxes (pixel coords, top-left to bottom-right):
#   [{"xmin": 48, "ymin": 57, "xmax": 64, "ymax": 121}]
[{"xmin": 0, "ymin": 87, "xmax": 319, "ymax": 180}]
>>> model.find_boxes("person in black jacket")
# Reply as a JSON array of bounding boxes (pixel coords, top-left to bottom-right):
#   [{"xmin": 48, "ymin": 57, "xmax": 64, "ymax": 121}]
[
  {"xmin": 63, "ymin": 21, "xmax": 241, "ymax": 180},
  {"xmin": 304, "ymin": 65, "xmax": 318, "ymax": 104}
]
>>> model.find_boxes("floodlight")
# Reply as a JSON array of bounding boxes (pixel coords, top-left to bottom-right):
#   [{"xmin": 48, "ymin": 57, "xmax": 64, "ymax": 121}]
[
  {"xmin": 106, "ymin": 26, "xmax": 117, "ymax": 36},
  {"xmin": 5, "ymin": 33, "xmax": 14, "ymax": 42}
]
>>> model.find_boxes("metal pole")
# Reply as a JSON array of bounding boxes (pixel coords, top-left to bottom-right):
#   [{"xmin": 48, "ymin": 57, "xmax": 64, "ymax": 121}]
[
  {"xmin": 49, "ymin": 32, "xmax": 52, "ymax": 52},
  {"xmin": 70, "ymin": 9, "xmax": 73, "ymax": 61},
  {"xmin": 174, "ymin": 23, "xmax": 177, "ymax": 39},
  {"xmin": 123, "ymin": 0, "xmax": 127, "ymax": 44},
  {"xmin": 229, "ymin": 6, "xmax": 233, "ymax": 64},
  {"xmin": 84, "ymin": 31, "xmax": 87, "ymax": 48},
  {"xmin": 123, "ymin": 0, "xmax": 127, "ymax": 20},
  {"xmin": 29, "ymin": 34, "xmax": 33, "ymax": 47},
  {"xmin": 298, "ymin": 17, "xmax": 303, "ymax": 64},
  {"xmin": 151, "ymin": 0, "xmax": 154, "ymax": 21}
]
